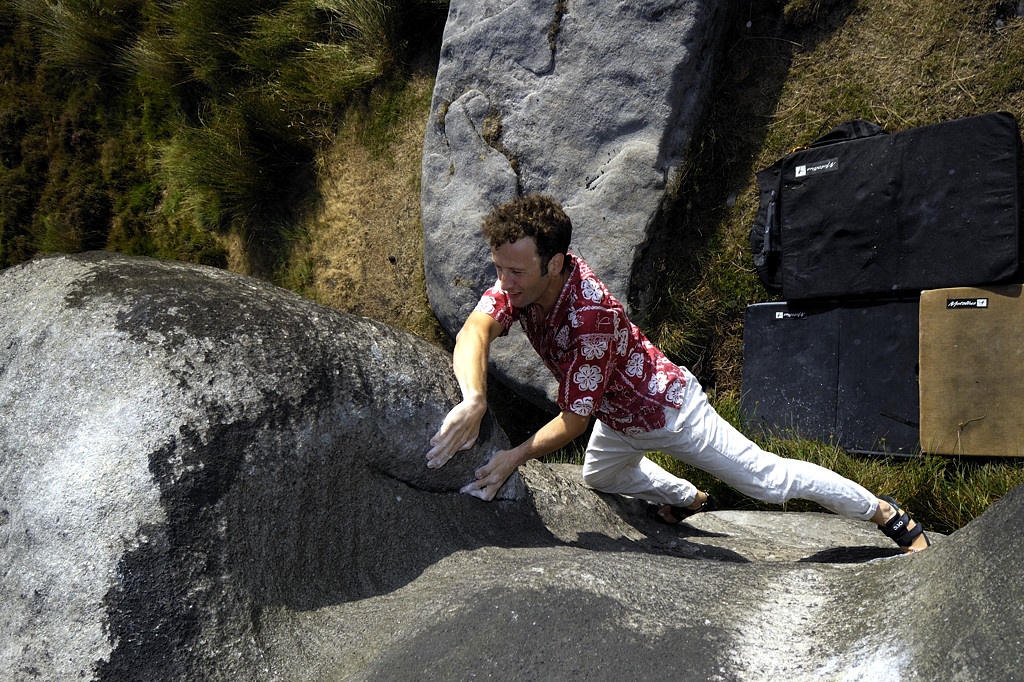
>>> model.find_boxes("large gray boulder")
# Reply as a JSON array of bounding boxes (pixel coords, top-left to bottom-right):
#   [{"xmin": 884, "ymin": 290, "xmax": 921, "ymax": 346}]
[
  {"xmin": 3, "ymin": 253, "xmax": 1022, "ymax": 681},
  {"xmin": 0, "ymin": 252, "xmax": 519, "ymax": 680},
  {"xmin": 421, "ymin": 0, "xmax": 732, "ymax": 409}
]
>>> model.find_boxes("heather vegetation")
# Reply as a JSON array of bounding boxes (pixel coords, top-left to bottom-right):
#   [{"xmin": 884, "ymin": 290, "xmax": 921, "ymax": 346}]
[
  {"xmin": 0, "ymin": 0, "xmax": 446, "ymax": 273},
  {"xmin": 3, "ymin": 0, "xmax": 1024, "ymax": 533}
]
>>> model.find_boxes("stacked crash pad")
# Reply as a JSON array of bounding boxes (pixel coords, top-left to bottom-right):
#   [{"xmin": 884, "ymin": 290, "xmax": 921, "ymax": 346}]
[{"xmin": 742, "ymin": 112, "xmax": 1024, "ymax": 456}]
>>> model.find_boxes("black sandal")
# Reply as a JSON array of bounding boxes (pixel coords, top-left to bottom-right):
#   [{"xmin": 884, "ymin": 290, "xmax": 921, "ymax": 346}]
[
  {"xmin": 649, "ymin": 493, "xmax": 718, "ymax": 525},
  {"xmin": 878, "ymin": 495, "xmax": 931, "ymax": 551}
]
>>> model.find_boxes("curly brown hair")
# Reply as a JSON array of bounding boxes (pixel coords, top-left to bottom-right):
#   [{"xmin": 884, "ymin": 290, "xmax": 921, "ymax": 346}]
[{"xmin": 481, "ymin": 194, "xmax": 572, "ymax": 275}]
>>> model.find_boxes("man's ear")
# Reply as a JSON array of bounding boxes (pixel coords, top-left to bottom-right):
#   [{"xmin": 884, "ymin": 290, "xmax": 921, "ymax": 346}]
[{"xmin": 548, "ymin": 252, "xmax": 564, "ymax": 275}]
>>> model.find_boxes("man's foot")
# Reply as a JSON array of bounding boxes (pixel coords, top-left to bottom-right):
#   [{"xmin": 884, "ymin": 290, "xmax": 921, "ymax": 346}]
[
  {"xmin": 651, "ymin": 491, "xmax": 717, "ymax": 525},
  {"xmin": 875, "ymin": 495, "xmax": 931, "ymax": 553}
]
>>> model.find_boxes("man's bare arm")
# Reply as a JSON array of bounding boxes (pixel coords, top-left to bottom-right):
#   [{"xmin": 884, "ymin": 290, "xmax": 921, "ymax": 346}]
[{"xmin": 426, "ymin": 311, "xmax": 505, "ymax": 468}]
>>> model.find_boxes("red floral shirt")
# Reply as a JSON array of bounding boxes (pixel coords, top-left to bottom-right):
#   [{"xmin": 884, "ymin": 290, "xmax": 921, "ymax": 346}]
[{"xmin": 474, "ymin": 254, "xmax": 687, "ymax": 434}]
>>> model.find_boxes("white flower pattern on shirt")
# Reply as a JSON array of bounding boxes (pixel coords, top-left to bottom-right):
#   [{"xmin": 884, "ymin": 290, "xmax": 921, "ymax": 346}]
[
  {"xmin": 581, "ymin": 278, "xmax": 604, "ymax": 303},
  {"xmin": 581, "ymin": 338, "xmax": 607, "ymax": 360},
  {"xmin": 625, "ymin": 352, "xmax": 645, "ymax": 377},
  {"xmin": 571, "ymin": 396, "xmax": 595, "ymax": 416},
  {"xmin": 475, "ymin": 295, "xmax": 497, "ymax": 315},
  {"xmin": 555, "ymin": 325, "xmax": 570, "ymax": 349},
  {"xmin": 574, "ymin": 364, "xmax": 603, "ymax": 391},
  {"xmin": 666, "ymin": 380, "xmax": 685, "ymax": 406},
  {"xmin": 648, "ymin": 371, "xmax": 669, "ymax": 395}
]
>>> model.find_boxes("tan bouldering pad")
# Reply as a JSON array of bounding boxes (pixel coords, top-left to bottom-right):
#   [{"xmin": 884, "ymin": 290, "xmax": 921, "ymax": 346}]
[{"xmin": 919, "ymin": 285, "xmax": 1024, "ymax": 456}]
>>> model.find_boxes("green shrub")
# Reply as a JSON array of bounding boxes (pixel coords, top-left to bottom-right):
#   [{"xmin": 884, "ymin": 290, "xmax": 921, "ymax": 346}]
[
  {"xmin": 12, "ymin": 0, "xmax": 142, "ymax": 72},
  {"xmin": 0, "ymin": 0, "xmax": 446, "ymax": 270}
]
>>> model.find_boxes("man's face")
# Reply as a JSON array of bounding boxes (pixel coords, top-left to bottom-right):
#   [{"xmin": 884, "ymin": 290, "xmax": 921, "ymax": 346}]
[{"xmin": 491, "ymin": 237, "xmax": 560, "ymax": 310}]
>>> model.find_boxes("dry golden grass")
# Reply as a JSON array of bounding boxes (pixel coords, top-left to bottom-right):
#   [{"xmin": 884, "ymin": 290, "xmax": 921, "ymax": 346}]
[{"xmin": 276, "ymin": 67, "xmax": 446, "ymax": 345}]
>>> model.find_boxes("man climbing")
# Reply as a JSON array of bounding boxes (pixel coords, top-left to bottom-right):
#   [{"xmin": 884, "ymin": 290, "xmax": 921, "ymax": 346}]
[{"xmin": 426, "ymin": 193, "xmax": 930, "ymax": 553}]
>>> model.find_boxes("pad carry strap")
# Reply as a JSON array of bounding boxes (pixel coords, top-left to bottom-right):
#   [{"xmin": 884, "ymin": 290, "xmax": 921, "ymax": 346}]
[{"xmin": 810, "ymin": 119, "xmax": 886, "ymax": 147}]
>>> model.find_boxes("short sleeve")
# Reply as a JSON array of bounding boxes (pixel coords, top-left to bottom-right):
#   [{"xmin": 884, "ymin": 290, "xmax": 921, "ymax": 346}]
[{"xmin": 473, "ymin": 279, "xmax": 516, "ymax": 332}]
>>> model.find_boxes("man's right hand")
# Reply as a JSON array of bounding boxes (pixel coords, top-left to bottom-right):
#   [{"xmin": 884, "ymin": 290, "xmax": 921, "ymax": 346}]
[
  {"xmin": 427, "ymin": 311, "xmax": 503, "ymax": 469},
  {"xmin": 426, "ymin": 397, "xmax": 487, "ymax": 469}
]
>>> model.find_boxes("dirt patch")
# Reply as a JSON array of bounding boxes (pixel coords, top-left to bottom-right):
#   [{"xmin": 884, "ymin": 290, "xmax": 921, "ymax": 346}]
[{"xmin": 291, "ymin": 69, "xmax": 447, "ymax": 346}]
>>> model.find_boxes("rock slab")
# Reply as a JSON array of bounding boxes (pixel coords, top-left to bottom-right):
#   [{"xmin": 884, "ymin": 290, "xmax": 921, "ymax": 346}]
[{"xmin": 0, "ymin": 252, "xmax": 516, "ymax": 680}]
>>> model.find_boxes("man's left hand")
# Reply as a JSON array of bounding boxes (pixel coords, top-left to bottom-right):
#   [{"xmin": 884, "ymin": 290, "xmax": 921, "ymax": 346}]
[{"xmin": 459, "ymin": 449, "xmax": 523, "ymax": 501}]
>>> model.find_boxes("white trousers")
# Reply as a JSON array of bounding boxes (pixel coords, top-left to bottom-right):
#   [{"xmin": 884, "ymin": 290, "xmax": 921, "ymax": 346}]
[{"xmin": 581, "ymin": 370, "xmax": 879, "ymax": 521}]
